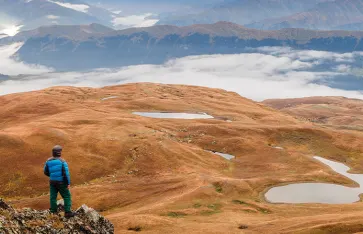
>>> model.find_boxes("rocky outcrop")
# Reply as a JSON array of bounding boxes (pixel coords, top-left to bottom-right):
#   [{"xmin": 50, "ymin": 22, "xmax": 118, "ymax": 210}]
[{"xmin": 0, "ymin": 199, "xmax": 114, "ymax": 234}]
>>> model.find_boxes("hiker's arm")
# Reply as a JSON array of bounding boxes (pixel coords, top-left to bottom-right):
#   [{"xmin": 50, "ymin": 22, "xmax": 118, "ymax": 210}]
[
  {"xmin": 62, "ymin": 162, "xmax": 71, "ymax": 186},
  {"xmin": 44, "ymin": 162, "xmax": 50, "ymax": 177}
]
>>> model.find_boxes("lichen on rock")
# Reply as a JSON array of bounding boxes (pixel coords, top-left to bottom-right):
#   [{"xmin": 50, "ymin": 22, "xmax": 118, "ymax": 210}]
[{"xmin": 0, "ymin": 198, "xmax": 114, "ymax": 234}]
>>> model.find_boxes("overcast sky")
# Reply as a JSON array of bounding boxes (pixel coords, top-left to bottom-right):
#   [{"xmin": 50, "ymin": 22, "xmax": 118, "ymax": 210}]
[{"xmin": 87, "ymin": 0, "xmax": 222, "ymax": 13}]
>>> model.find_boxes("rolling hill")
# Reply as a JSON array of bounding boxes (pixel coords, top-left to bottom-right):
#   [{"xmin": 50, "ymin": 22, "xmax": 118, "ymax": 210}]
[
  {"xmin": 264, "ymin": 96, "xmax": 363, "ymax": 130},
  {"xmin": 3, "ymin": 83, "xmax": 363, "ymax": 233}
]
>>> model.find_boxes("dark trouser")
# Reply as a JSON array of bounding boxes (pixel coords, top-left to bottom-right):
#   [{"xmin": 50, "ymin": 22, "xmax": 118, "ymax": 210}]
[{"xmin": 50, "ymin": 182, "xmax": 72, "ymax": 213}]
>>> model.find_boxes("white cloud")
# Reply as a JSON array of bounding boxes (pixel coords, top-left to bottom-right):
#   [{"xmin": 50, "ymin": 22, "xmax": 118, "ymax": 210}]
[
  {"xmin": 47, "ymin": 0, "xmax": 89, "ymax": 13},
  {"xmin": 0, "ymin": 48, "xmax": 362, "ymax": 101},
  {"xmin": 111, "ymin": 10, "xmax": 122, "ymax": 15},
  {"xmin": 0, "ymin": 43, "xmax": 53, "ymax": 76},
  {"xmin": 112, "ymin": 13, "xmax": 159, "ymax": 28},
  {"xmin": 47, "ymin": 15, "xmax": 60, "ymax": 20},
  {"xmin": 255, "ymin": 47, "xmax": 357, "ymax": 63},
  {"xmin": 335, "ymin": 64, "xmax": 351, "ymax": 72}
]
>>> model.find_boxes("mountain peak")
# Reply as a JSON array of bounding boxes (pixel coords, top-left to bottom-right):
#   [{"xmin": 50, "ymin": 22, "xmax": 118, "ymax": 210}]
[{"xmin": 213, "ymin": 21, "xmax": 246, "ymax": 28}]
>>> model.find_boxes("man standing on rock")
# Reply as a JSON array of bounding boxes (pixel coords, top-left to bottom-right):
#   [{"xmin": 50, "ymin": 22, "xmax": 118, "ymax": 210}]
[{"xmin": 44, "ymin": 145, "xmax": 75, "ymax": 218}]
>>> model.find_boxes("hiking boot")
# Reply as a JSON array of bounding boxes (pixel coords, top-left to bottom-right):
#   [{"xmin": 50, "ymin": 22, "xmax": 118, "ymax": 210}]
[
  {"xmin": 65, "ymin": 211, "xmax": 76, "ymax": 218},
  {"xmin": 49, "ymin": 209, "xmax": 59, "ymax": 215}
]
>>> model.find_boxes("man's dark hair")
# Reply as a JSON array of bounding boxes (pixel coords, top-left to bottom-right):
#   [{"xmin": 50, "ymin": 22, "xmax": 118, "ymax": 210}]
[{"xmin": 52, "ymin": 145, "xmax": 63, "ymax": 157}]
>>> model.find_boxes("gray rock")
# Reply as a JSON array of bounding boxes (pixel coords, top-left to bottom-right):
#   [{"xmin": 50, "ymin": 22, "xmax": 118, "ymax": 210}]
[
  {"xmin": 0, "ymin": 199, "xmax": 114, "ymax": 234},
  {"xmin": 76, "ymin": 205, "xmax": 100, "ymax": 223},
  {"xmin": 57, "ymin": 199, "xmax": 65, "ymax": 212},
  {"xmin": 0, "ymin": 198, "xmax": 12, "ymax": 210}
]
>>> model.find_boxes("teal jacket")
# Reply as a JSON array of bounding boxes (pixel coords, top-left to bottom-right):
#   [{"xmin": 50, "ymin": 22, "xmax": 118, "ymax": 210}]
[{"xmin": 44, "ymin": 157, "xmax": 71, "ymax": 185}]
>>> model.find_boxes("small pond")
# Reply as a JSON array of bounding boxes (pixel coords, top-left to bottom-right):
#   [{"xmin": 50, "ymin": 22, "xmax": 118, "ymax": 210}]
[
  {"xmin": 101, "ymin": 96, "xmax": 118, "ymax": 101},
  {"xmin": 133, "ymin": 112, "xmax": 214, "ymax": 119},
  {"xmin": 208, "ymin": 151, "xmax": 235, "ymax": 160},
  {"xmin": 265, "ymin": 156, "xmax": 363, "ymax": 204},
  {"xmin": 272, "ymin": 146, "xmax": 284, "ymax": 150}
]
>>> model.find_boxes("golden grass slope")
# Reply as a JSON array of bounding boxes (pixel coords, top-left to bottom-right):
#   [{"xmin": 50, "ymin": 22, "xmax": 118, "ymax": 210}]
[
  {"xmin": 2, "ymin": 84, "xmax": 363, "ymax": 233},
  {"xmin": 264, "ymin": 96, "xmax": 363, "ymax": 130},
  {"xmin": 0, "ymin": 83, "xmax": 297, "ymax": 197}
]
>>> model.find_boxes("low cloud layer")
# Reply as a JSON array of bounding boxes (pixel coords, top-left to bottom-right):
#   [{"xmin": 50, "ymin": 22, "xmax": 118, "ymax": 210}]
[
  {"xmin": 0, "ymin": 43, "xmax": 53, "ymax": 75},
  {"xmin": 0, "ymin": 44, "xmax": 362, "ymax": 101}
]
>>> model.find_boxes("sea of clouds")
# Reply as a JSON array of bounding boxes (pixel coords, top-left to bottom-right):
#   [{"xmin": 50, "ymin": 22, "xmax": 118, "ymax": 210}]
[{"xmin": 0, "ymin": 44, "xmax": 362, "ymax": 101}]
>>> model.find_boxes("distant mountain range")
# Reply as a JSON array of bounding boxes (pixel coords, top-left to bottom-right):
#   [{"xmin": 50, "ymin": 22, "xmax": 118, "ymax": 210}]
[
  {"xmin": 0, "ymin": 74, "xmax": 9, "ymax": 81},
  {"xmin": 158, "ymin": 0, "xmax": 363, "ymax": 31},
  {"xmin": 6, "ymin": 21, "xmax": 363, "ymax": 71},
  {"xmin": 4, "ymin": 23, "xmax": 114, "ymax": 42},
  {"xmin": 248, "ymin": 0, "xmax": 363, "ymax": 30},
  {"xmin": 3, "ymin": 0, "xmax": 363, "ymax": 38},
  {"xmin": 157, "ymin": 0, "xmax": 331, "ymax": 27}
]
